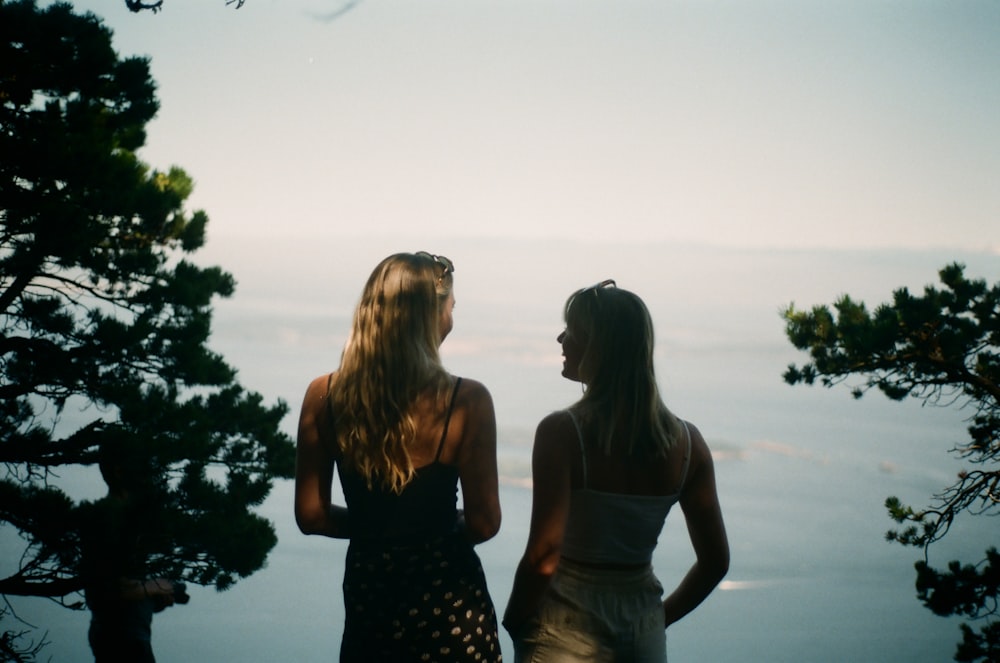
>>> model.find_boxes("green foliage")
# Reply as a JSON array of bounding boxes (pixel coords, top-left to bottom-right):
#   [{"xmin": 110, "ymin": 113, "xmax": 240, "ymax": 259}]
[
  {"xmin": 784, "ymin": 263, "xmax": 1000, "ymax": 662},
  {"xmin": 1, "ymin": 0, "xmax": 294, "ymax": 656},
  {"xmin": 956, "ymin": 621, "xmax": 1000, "ymax": 663},
  {"xmin": 915, "ymin": 549, "xmax": 1000, "ymax": 620},
  {"xmin": 917, "ymin": 550, "xmax": 1000, "ymax": 662}
]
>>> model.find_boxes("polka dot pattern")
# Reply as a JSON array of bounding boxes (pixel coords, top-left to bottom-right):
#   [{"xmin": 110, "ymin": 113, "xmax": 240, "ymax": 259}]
[{"xmin": 340, "ymin": 534, "xmax": 502, "ymax": 662}]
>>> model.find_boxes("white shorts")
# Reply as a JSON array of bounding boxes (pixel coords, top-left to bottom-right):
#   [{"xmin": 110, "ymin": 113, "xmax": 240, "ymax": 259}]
[{"xmin": 512, "ymin": 559, "xmax": 667, "ymax": 663}]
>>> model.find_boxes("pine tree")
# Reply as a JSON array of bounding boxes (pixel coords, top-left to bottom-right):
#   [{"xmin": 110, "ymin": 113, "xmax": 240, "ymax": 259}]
[
  {"xmin": 784, "ymin": 263, "xmax": 1000, "ymax": 661},
  {"xmin": 1, "ymin": 1, "xmax": 294, "ymax": 656}
]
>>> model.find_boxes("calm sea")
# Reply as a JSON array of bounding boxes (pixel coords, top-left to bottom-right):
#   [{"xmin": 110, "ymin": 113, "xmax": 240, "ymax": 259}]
[{"xmin": 5, "ymin": 237, "xmax": 997, "ymax": 662}]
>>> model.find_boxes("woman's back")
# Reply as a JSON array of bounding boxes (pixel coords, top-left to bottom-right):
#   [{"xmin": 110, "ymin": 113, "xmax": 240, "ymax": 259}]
[
  {"xmin": 571, "ymin": 416, "xmax": 690, "ymax": 498},
  {"xmin": 561, "ymin": 411, "xmax": 692, "ymax": 567},
  {"xmin": 335, "ymin": 375, "xmax": 502, "ymax": 662},
  {"xmin": 323, "ymin": 373, "xmax": 501, "ymax": 543},
  {"xmin": 336, "ymin": 379, "xmax": 463, "ymax": 542}
]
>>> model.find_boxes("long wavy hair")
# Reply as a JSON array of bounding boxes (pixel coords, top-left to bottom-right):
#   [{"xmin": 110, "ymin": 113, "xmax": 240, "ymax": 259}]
[
  {"xmin": 565, "ymin": 284, "xmax": 682, "ymax": 458},
  {"xmin": 328, "ymin": 253, "xmax": 454, "ymax": 493}
]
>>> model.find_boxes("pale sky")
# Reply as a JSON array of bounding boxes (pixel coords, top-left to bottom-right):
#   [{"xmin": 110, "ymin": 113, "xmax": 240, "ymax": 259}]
[{"xmin": 69, "ymin": 0, "xmax": 1000, "ymax": 252}]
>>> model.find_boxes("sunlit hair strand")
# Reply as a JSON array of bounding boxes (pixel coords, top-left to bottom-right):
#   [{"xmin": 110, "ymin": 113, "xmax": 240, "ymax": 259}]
[{"xmin": 328, "ymin": 253, "xmax": 454, "ymax": 493}]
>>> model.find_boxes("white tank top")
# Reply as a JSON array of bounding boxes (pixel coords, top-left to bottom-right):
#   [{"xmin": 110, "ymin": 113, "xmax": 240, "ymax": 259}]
[{"xmin": 560, "ymin": 412, "xmax": 691, "ymax": 566}]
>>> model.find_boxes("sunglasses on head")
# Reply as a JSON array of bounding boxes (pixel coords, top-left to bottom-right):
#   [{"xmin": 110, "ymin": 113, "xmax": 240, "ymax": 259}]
[
  {"xmin": 582, "ymin": 279, "xmax": 616, "ymax": 293},
  {"xmin": 415, "ymin": 251, "xmax": 455, "ymax": 277}
]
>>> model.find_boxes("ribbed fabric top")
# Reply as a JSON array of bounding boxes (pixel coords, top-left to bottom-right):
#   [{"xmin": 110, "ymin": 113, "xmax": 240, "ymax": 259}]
[{"xmin": 560, "ymin": 412, "xmax": 690, "ymax": 565}]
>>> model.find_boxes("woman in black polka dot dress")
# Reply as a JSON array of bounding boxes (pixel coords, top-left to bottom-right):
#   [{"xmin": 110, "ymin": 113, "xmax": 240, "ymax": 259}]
[{"xmin": 295, "ymin": 252, "xmax": 502, "ymax": 662}]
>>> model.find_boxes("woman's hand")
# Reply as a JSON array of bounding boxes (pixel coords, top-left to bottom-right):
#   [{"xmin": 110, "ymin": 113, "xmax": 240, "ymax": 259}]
[{"xmin": 504, "ymin": 412, "xmax": 576, "ymax": 634}]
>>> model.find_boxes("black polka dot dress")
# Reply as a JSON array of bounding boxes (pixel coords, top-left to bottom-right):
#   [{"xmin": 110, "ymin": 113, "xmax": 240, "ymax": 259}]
[
  {"xmin": 336, "ymin": 379, "xmax": 502, "ymax": 662},
  {"xmin": 341, "ymin": 532, "xmax": 501, "ymax": 662}
]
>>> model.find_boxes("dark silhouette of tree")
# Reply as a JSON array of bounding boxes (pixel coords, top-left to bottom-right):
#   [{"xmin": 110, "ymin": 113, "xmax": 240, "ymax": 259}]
[
  {"xmin": 122, "ymin": 0, "xmax": 366, "ymax": 21},
  {"xmin": 1, "ymin": 1, "xmax": 294, "ymax": 657},
  {"xmin": 783, "ymin": 263, "xmax": 1000, "ymax": 662},
  {"xmin": 125, "ymin": 0, "xmax": 245, "ymax": 13}
]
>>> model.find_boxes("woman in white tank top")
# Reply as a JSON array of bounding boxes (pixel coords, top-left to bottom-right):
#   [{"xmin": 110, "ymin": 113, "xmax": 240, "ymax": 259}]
[{"xmin": 504, "ymin": 280, "xmax": 729, "ymax": 662}]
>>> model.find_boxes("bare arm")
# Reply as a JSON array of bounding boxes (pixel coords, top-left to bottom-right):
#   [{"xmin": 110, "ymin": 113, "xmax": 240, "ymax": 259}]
[
  {"xmin": 503, "ymin": 412, "xmax": 575, "ymax": 634},
  {"xmin": 662, "ymin": 422, "xmax": 729, "ymax": 627},
  {"xmin": 455, "ymin": 379, "xmax": 501, "ymax": 544},
  {"xmin": 295, "ymin": 374, "xmax": 351, "ymax": 538}
]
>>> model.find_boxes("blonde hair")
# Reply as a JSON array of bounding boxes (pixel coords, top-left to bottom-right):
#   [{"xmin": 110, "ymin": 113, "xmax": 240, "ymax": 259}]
[
  {"xmin": 329, "ymin": 253, "xmax": 454, "ymax": 493},
  {"xmin": 564, "ymin": 285, "xmax": 682, "ymax": 457}
]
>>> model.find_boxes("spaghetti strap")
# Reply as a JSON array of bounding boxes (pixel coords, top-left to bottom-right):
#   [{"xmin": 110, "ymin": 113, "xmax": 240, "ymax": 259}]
[
  {"xmin": 566, "ymin": 410, "xmax": 587, "ymax": 490},
  {"xmin": 677, "ymin": 420, "xmax": 693, "ymax": 491},
  {"xmin": 434, "ymin": 378, "xmax": 463, "ymax": 462}
]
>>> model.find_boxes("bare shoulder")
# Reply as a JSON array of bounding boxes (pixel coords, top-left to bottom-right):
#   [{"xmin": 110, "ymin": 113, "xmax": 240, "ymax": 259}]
[
  {"xmin": 531, "ymin": 410, "xmax": 578, "ymax": 489},
  {"xmin": 682, "ymin": 420, "xmax": 710, "ymax": 456},
  {"xmin": 533, "ymin": 410, "xmax": 578, "ymax": 457},
  {"xmin": 298, "ymin": 372, "xmax": 335, "ymax": 433},
  {"xmin": 678, "ymin": 419, "xmax": 718, "ymax": 491},
  {"xmin": 298, "ymin": 372, "xmax": 341, "ymax": 458},
  {"xmin": 448, "ymin": 377, "xmax": 496, "ymax": 461},
  {"xmin": 684, "ymin": 420, "xmax": 708, "ymax": 451},
  {"xmin": 301, "ymin": 372, "xmax": 334, "ymax": 408},
  {"xmin": 536, "ymin": 409, "xmax": 575, "ymax": 438},
  {"xmin": 452, "ymin": 377, "xmax": 495, "ymax": 421},
  {"xmin": 307, "ymin": 372, "xmax": 333, "ymax": 396},
  {"xmin": 454, "ymin": 376, "xmax": 492, "ymax": 404}
]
